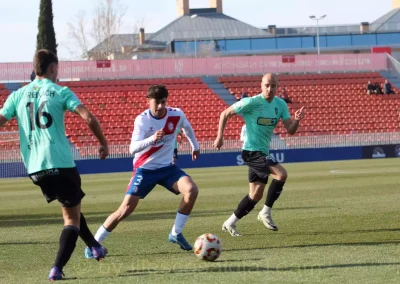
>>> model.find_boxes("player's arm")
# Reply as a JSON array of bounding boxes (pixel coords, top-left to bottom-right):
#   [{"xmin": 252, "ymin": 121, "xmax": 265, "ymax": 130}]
[
  {"xmin": 74, "ymin": 105, "xmax": 109, "ymax": 159},
  {"xmin": 129, "ymin": 117, "xmax": 164, "ymax": 155},
  {"xmin": 214, "ymin": 98, "xmax": 251, "ymax": 149},
  {"xmin": 180, "ymin": 113, "xmax": 200, "ymax": 161},
  {"xmin": 282, "ymin": 106, "xmax": 305, "ymax": 135},
  {"xmin": 177, "ymin": 130, "xmax": 183, "ymax": 144},
  {"xmin": 62, "ymin": 87, "xmax": 108, "ymax": 159},
  {"xmin": 0, "ymin": 115, "xmax": 8, "ymax": 127},
  {"xmin": 216, "ymin": 106, "xmax": 236, "ymax": 140},
  {"xmin": 0, "ymin": 92, "xmax": 16, "ymax": 127}
]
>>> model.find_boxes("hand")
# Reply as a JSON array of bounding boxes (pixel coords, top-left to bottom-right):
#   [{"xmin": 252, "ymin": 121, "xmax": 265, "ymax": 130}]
[
  {"xmin": 192, "ymin": 149, "xmax": 200, "ymax": 161},
  {"xmin": 152, "ymin": 129, "xmax": 165, "ymax": 143},
  {"xmin": 99, "ymin": 145, "xmax": 109, "ymax": 160},
  {"xmin": 294, "ymin": 106, "xmax": 305, "ymax": 121},
  {"xmin": 213, "ymin": 136, "xmax": 224, "ymax": 150}
]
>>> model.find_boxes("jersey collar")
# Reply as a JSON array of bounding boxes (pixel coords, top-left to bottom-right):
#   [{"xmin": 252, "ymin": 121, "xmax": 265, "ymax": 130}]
[{"xmin": 149, "ymin": 108, "xmax": 167, "ymax": 120}]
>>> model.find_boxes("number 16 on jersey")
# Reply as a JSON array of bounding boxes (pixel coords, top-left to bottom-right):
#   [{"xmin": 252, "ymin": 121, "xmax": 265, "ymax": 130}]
[{"xmin": 26, "ymin": 101, "xmax": 53, "ymax": 130}]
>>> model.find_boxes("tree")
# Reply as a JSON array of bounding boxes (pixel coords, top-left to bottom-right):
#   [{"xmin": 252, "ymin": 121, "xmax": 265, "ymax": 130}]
[
  {"xmin": 36, "ymin": 0, "xmax": 57, "ymax": 54},
  {"xmin": 66, "ymin": 11, "xmax": 91, "ymax": 59},
  {"xmin": 66, "ymin": 0, "xmax": 143, "ymax": 60},
  {"xmin": 90, "ymin": 0, "xmax": 127, "ymax": 59}
]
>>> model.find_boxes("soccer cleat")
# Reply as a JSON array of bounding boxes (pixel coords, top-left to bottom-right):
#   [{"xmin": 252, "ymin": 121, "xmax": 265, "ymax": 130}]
[
  {"xmin": 258, "ymin": 213, "xmax": 278, "ymax": 231},
  {"xmin": 168, "ymin": 232, "xmax": 193, "ymax": 251},
  {"xmin": 84, "ymin": 246, "xmax": 108, "ymax": 260},
  {"xmin": 222, "ymin": 222, "xmax": 242, "ymax": 237},
  {"xmin": 48, "ymin": 266, "xmax": 63, "ymax": 281}
]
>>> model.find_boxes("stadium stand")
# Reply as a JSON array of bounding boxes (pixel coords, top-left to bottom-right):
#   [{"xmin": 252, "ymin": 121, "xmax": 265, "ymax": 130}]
[
  {"xmin": 61, "ymin": 78, "xmax": 244, "ymax": 151},
  {"xmin": 0, "ymin": 85, "xmax": 19, "ymax": 151},
  {"xmin": 1, "ymin": 72, "xmax": 400, "ymax": 153}
]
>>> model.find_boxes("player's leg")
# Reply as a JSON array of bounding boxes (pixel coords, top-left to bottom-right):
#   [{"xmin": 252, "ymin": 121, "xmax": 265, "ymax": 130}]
[
  {"xmin": 91, "ymin": 169, "xmax": 155, "ymax": 247},
  {"xmin": 222, "ymin": 179, "xmax": 266, "ymax": 237},
  {"xmin": 81, "ymin": 212, "xmax": 109, "ymax": 259},
  {"xmin": 60, "ymin": 168, "xmax": 107, "ymax": 259},
  {"xmin": 258, "ymin": 162, "xmax": 288, "ymax": 231},
  {"xmin": 48, "ymin": 203, "xmax": 81, "ymax": 281},
  {"xmin": 51, "ymin": 180, "xmax": 85, "ymax": 280},
  {"xmin": 96, "ymin": 194, "xmax": 140, "ymax": 237},
  {"xmin": 29, "ymin": 169, "xmax": 86, "ymax": 280},
  {"xmin": 173, "ymin": 148, "xmax": 178, "ymax": 164},
  {"xmin": 222, "ymin": 150, "xmax": 268, "ymax": 237},
  {"xmin": 161, "ymin": 166, "xmax": 198, "ymax": 250}
]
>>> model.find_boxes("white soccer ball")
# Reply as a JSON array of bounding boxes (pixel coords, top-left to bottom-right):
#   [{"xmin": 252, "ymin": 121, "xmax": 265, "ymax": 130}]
[{"xmin": 193, "ymin": 233, "xmax": 222, "ymax": 261}]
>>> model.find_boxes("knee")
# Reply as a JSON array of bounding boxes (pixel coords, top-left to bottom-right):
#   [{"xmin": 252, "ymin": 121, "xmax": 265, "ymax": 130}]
[
  {"xmin": 251, "ymin": 190, "xmax": 263, "ymax": 201},
  {"xmin": 184, "ymin": 183, "xmax": 198, "ymax": 200},
  {"xmin": 277, "ymin": 170, "xmax": 288, "ymax": 182}
]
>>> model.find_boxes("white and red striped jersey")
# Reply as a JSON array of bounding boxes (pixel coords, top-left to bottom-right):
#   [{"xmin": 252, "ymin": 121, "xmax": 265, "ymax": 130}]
[{"xmin": 129, "ymin": 107, "xmax": 199, "ymax": 170}]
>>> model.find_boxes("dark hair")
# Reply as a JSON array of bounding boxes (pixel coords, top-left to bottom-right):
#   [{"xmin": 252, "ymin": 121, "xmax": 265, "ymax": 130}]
[
  {"xmin": 33, "ymin": 49, "xmax": 58, "ymax": 76},
  {"xmin": 147, "ymin": 84, "xmax": 169, "ymax": 100}
]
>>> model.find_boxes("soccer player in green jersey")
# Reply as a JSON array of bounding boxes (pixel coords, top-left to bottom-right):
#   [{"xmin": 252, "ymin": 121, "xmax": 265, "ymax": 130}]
[
  {"xmin": 173, "ymin": 128, "xmax": 183, "ymax": 164},
  {"xmin": 213, "ymin": 73, "xmax": 305, "ymax": 237},
  {"xmin": 0, "ymin": 49, "xmax": 109, "ymax": 280}
]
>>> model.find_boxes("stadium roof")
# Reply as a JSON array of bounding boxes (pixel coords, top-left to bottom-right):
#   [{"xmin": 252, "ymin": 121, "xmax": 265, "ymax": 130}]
[
  {"xmin": 89, "ymin": 7, "xmax": 400, "ymax": 55},
  {"xmin": 371, "ymin": 8, "xmax": 400, "ymax": 31},
  {"xmin": 146, "ymin": 9, "xmax": 271, "ymax": 44},
  {"xmin": 89, "ymin": 33, "xmax": 154, "ymax": 54}
]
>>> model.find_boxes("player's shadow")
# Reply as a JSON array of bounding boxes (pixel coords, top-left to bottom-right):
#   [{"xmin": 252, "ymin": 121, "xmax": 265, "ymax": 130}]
[
  {"xmin": 0, "ymin": 241, "xmax": 55, "ymax": 246},
  {"xmin": 120, "ymin": 262, "xmax": 400, "ymax": 277},
  {"xmin": 0, "ymin": 211, "xmax": 114, "ymax": 228},
  {"xmin": 0, "ymin": 208, "xmax": 234, "ymax": 228},
  {"xmin": 283, "ymin": 227, "xmax": 400, "ymax": 237},
  {"xmin": 62, "ymin": 277, "xmax": 78, "ymax": 280},
  {"xmin": 217, "ymin": 258, "xmax": 264, "ymax": 263},
  {"xmin": 273, "ymin": 206, "xmax": 330, "ymax": 211},
  {"xmin": 224, "ymin": 240, "xmax": 400, "ymax": 252}
]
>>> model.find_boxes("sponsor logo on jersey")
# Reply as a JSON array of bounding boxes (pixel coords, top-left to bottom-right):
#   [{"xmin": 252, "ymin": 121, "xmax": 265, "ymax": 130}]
[{"xmin": 257, "ymin": 117, "xmax": 278, "ymax": 126}]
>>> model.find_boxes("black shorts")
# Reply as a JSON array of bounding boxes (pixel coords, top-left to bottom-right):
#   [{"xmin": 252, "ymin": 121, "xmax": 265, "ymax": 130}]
[
  {"xmin": 173, "ymin": 148, "xmax": 178, "ymax": 159},
  {"xmin": 241, "ymin": 150, "xmax": 279, "ymax": 184},
  {"xmin": 29, "ymin": 167, "xmax": 85, "ymax": 208}
]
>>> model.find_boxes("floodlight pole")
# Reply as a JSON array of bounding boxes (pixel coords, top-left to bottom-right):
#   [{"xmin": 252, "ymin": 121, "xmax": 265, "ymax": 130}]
[
  {"xmin": 191, "ymin": 14, "xmax": 198, "ymax": 58},
  {"xmin": 309, "ymin": 15, "xmax": 326, "ymax": 55}
]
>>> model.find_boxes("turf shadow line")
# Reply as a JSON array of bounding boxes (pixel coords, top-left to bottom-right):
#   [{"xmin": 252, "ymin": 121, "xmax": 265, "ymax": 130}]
[
  {"xmin": 117, "ymin": 262, "xmax": 400, "ymax": 277},
  {"xmin": 0, "ymin": 241, "xmax": 55, "ymax": 246},
  {"xmin": 223, "ymin": 240, "xmax": 400, "ymax": 251},
  {"xmin": 0, "ymin": 209, "xmax": 233, "ymax": 228}
]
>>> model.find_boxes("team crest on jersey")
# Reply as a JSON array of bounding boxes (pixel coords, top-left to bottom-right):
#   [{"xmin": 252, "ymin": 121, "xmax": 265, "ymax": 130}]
[
  {"xmin": 168, "ymin": 122, "xmax": 174, "ymax": 131},
  {"xmin": 275, "ymin": 108, "xmax": 278, "ymax": 115}
]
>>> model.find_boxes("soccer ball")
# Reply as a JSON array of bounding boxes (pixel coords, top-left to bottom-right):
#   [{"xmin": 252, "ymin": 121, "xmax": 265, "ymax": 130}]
[{"xmin": 193, "ymin": 233, "xmax": 222, "ymax": 261}]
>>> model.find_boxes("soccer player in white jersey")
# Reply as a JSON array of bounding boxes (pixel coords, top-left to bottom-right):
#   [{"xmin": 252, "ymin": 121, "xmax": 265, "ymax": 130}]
[
  {"xmin": 86, "ymin": 84, "xmax": 200, "ymax": 253},
  {"xmin": 240, "ymin": 124, "xmax": 247, "ymax": 144}
]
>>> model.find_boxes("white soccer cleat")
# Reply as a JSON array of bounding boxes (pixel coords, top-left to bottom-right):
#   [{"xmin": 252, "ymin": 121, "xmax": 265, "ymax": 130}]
[
  {"xmin": 222, "ymin": 222, "xmax": 242, "ymax": 237},
  {"xmin": 258, "ymin": 213, "xmax": 278, "ymax": 231}
]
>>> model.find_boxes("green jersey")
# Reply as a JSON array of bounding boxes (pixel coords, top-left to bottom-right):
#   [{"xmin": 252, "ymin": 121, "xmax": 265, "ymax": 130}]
[
  {"xmin": 0, "ymin": 78, "xmax": 82, "ymax": 174},
  {"xmin": 174, "ymin": 129, "xmax": 181, "ymax": 149},
  {"xmin": 233, "ymin": 94, "xmax": 290, "ymax": 155}
]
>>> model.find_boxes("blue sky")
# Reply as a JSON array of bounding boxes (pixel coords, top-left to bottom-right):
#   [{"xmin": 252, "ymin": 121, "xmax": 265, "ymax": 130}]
[{"xmin": 0, "ymin": 0, "xmax": 392, "ymax": 62}]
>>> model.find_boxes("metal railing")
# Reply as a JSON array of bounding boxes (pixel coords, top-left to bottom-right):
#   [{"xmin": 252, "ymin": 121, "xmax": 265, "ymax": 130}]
[
  {"xmin": 3, "ymin": 133, "xmax": 400, "ymax": 163},
  {"xmin": 387, "ymin": 53, "xmax": 400, "ymax": 80}
]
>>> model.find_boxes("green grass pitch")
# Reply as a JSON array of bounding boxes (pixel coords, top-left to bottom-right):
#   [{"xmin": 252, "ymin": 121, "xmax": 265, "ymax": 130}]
[{"xmin": 0, "ymin": 158, "xmax": 400, "ymax": 283}]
